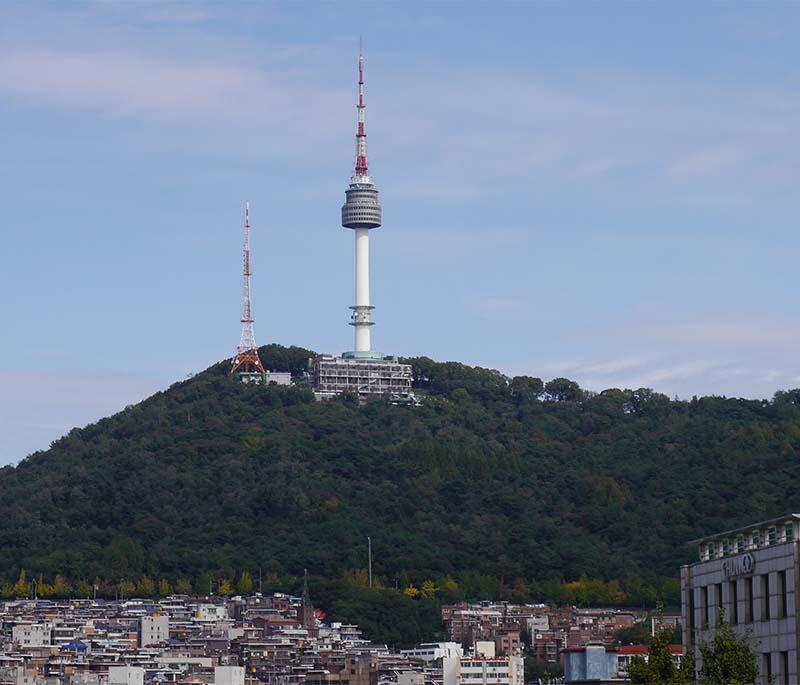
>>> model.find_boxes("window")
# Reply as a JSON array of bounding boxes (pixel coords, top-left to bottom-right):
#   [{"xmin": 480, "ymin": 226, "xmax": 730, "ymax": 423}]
[
  {"xmin": 769, "ymin": 526, "xmax": 778, "ymax": 545},
  {"xmin": 762, "ymin": 575, "xmax": 771, "ymax": 621},
  {"xmin": 764, "ymin": 654, "xmax": 773, "ymax": 683},
  {"xmin": 782, "ymin": 651, "xmax": 789, "ymax": 685},
  {"xmin": 752, "ymin": 530, "xmax": 761, "ymax": 548},
  {"xmin": 779, "ymin": 571, "xmax": 787, "ymax": 618},
  {"xmin": 716, "ymin": 583, "xmax": 723, "ymax": 621},
  {"xmin": 745, "ymin": 576, "xmax": 754, "ymax": 623},
  {"xmin": 730, "ymin": 580, "xmax": 739, "ymax": 624},
  {"xmin": 785, "ymin": 522, "xmax": 794, "ymax": 542},
  {"xmin": 736, "ymin": 535, "xmax": 745, "ymax": 553},
  {"xmin": 703, "ymin": 586, "xmax": 710, "ymax": 627},
  {"xmin": 724, "ymin": 538, "xmax": 732, "ymax": 556}
]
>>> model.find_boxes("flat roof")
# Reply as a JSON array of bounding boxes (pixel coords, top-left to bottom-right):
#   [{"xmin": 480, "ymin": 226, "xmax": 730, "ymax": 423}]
[{"xmin": 688, "ymin": 513, "xmax": 800, "ymax": 546}]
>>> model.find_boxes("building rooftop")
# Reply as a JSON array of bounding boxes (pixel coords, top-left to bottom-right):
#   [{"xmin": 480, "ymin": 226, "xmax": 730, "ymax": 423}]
[{"xmin": 688, "ymin": 513, "xmax": 800, "ymax": 545}]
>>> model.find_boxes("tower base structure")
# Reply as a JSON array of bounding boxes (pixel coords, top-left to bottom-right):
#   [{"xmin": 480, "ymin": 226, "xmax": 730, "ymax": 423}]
[
  {"xmin": 308, "ymin": 352, "xmax": 413, "ymax": 402},
  {"xmin": 239, "ymin": 370, "xmax": 292, "ymax": 386},
  {"xmin": 231, "ymin": 348, "xmax": 292, "ymax": 386}
]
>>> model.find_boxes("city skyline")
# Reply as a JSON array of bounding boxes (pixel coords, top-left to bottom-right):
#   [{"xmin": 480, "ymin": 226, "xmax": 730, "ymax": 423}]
[{"xmin": 2, "ymin": 2, "xmax": 800, "ymax": 463}]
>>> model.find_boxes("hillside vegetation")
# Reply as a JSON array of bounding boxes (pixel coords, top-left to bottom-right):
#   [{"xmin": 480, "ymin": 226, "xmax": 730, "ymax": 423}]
[{"xmin": 2, "ymin": 344, "xmax": 800, "ymax": 618}]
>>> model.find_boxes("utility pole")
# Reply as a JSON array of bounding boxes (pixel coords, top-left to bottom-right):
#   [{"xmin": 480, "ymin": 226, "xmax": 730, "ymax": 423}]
[{"xmin": 367, "ymin": 536, "xmax": 373, "ymax": 588}]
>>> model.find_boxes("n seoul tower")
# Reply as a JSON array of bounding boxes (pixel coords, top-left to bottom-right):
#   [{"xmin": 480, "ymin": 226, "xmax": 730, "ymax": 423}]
[
  {"xmin": 341, "ymin": 46, "xmax": 382, "ymax": 356},
  {"xmin": 309, "ymin": 47, "xmax": 412, "ymax": 401}
]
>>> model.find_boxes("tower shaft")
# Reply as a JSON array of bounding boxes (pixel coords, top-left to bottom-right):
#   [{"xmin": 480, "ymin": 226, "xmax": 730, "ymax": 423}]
[{"xmin": 353, "ymin": 228, "xmax": 372, "ymax": 352}]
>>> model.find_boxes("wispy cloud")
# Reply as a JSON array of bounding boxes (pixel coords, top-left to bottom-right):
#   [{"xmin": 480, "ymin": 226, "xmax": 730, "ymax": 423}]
[
  {"xmin": 0, "ymin": 37, "xmax": 797, "ymax": 203},
  {"xmin": 506, "ymin": 315, "xmax": 800, "ymax": 398},
  {"xmin": 465, "ymin": 295, "xmax": 527, "ymax": 321},
  {"xmin": 0, "ymin": 371, "xmax": 164, "ymax": 465},
  {"xmin": 0, "ymin": 49, "xmax": 334, "ymax": 122},
  {"xmin": 625, "ymin": 317, "xmax": 800, "ymax": 348}
]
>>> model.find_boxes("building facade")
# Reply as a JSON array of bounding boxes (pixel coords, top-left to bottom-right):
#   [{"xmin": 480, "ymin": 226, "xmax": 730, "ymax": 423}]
[
  {"xmin": 308, "ymin": 355, "xmax": 412, "ymax": 402},
  {"xmin": 441, "ymin": 655, "xmax": 523, "ymax": 685},
  {"xmin": 562, "ymin": 644, "xmax": 623, "ymax": 685},
  {"xmin": 139, "ymin": 614, "xmax": 169, "ymax": 647},
  {"xmin": 681, "ymin": 513, "xmax": 800, "ymax": 685}
]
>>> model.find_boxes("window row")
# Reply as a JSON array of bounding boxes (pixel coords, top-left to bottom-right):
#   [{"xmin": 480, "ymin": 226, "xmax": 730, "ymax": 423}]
[
  {"xmin": 699, "ymin": 521, "xmax": 795, "ymax": 561},
  {"xmin": 692, "ymin": 572, "xmax": 790, "ymax": 630}
]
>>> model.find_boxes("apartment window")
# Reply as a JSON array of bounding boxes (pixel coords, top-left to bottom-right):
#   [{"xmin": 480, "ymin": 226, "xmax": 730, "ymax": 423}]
[
  {"xmin": 736, "ymin": 535, "xmax": 745, "ymax": 553},
  {"xmin": 764, "ymin": 654, "xmax": 773, "ymax": 683},
  {"xmin": 779, "ymin": 571, "xmax": 788, "ymax": 618},
  {"xmin": 752, "ymin": 530, "xmax": 761, "ymax": 548},
  {"xmin": 730, "ymin": 580, "xmax": 739, "ymax": 624},
  {"xmin": 782, "ymin": 651, "xmax": 789, "ymax": 685},
  {"xmin": 785, "ymin": 522, "xmax": 794, "ymax": 543},
  {"xmin": 769, "ymin": 526, "xmax": 778, "ymax": 546},
  {"xmin": 703, "ymin": 586, "xmax": 710, "ymax": 627},
  {"xmin": 724, "ymin": 538, "xmax": 732, "ymax": 556},
  {"xmin": 762, "ymin": 575, "xmax": 771, "ymax": 621},
  {"xmin": 689, "ymin": 585, "xmax": 696, "ymax": 635},
  {"xmin": 716, "ymin": 583, "xmax": 723, "ymax": 622}
]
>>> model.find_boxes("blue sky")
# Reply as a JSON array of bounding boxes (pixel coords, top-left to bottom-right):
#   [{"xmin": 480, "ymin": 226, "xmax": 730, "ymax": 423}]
[{"xmin": 1, "ymin": 2, "xmax": 799, "ymax": 464}]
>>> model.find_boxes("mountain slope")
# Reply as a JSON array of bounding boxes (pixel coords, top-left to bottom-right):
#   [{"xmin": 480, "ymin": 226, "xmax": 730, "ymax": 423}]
[{"xmin": 2, "ymin": 344, "xmax": 800, "ymax": 602}]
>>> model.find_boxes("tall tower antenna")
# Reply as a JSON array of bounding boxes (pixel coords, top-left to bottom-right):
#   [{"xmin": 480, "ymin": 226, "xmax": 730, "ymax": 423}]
[
  {"xmin": 342, "ymin": 46, "xmax": 382, "ymax": 355},
  {"xmin": 355, "ymin": 40, "xmax": 368, "ymax": 177},
  {"xmin": 231, "ymin": 202, "xmax": 266, "ymax": 381}
]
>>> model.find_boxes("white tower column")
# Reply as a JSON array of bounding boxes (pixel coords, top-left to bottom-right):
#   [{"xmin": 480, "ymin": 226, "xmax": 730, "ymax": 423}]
[{"xmin": 354, "ymin": 228, "xmax": 371, "ymax": 352}]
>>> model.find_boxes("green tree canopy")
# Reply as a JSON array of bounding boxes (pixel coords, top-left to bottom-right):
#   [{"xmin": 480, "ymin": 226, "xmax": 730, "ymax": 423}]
[{"xmin": 699, "ymin": 613, "xmax": 760, "ymax": 685}]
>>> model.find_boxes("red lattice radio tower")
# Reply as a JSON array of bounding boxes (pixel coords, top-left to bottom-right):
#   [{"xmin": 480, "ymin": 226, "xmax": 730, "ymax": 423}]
[{"xmin": 231, "ymin": 202, "xmax": 266, "ymax": 380}]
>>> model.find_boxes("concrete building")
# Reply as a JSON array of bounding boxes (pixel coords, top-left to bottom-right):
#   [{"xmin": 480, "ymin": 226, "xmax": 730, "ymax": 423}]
[
  {"xmin": 681, "ymin": 513, "xmax": 800, "ymax": 685},
  {"xmin": 264, "ymin": 371, "xmax": 292, "ymax": 386},
  {"xmin": 214, "ymin": 666, "xmax": 244, "ymax": 685},
  {"xmin": 615, "ymin": 644, "xmax": 683, "ymax": 679},
  {"xmin": 11, "ymin": 626, "xmax": 50, "ymax": 648},
  {"xmin": 562, "ymin": 644, "xmax": 623, "ymax": 685},
  {"xmin": 308, "ymin": 355, "xmax": 412, "ymax": 402},
  {"xmin": 139, "ymin": 615, "xmax": 169, "ymax": 647},
  {"xmin": 400, "ymin": 643, "xmax": 463, "ymax": 663},
  {"xmin": 441, "ymin": 654, "xmax": 523, "ymax": 685},
  {"xmin": 107, "ymin": 667, "xmax": 144, "ymax": 685}
]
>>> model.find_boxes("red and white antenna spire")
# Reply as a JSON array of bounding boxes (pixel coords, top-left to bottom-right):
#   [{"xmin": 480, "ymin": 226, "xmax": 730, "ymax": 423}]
[
  {"xmin": 354, "ymin": 39, "xmax": 369, "ymax": 178},
  {"xmin": 231, "ymin": 202, "xmax": 265, "ymax": 380}
]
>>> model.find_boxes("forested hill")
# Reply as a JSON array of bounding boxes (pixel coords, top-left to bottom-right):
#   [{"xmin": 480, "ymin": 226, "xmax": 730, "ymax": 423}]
[{"xmin": 3, "ymin": 343, "xmax": 800, "ymax": 605}]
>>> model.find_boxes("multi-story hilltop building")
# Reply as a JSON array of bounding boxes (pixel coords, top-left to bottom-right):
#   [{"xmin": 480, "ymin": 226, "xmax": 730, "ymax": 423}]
[{"xmin": 681, "ymin": 513, "xmax": 800, "ymax": 685}]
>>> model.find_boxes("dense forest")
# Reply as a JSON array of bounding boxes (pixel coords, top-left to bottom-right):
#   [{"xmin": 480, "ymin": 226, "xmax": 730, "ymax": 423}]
[{"xmin": 2, "ymin": 343, "xmax": 800, "ymax": 643}]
